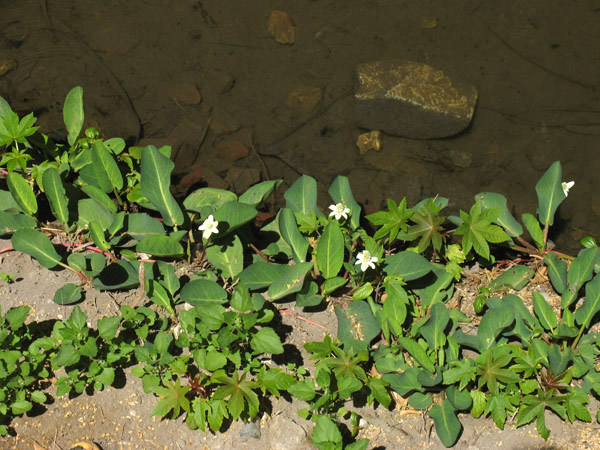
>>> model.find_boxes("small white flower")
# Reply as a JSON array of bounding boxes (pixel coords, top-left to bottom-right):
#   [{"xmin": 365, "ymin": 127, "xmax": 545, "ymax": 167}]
[
  {"xmin": 329, "ymin": 203, "xmax": 350, "ymax": 221},
  {"xmin": 562, "ymin": 181, "xmax": 574, "ymax": 197},
  {"xmin": 355, "ymin": 250, "xmax": 378, "ymax": 272},
  {"xmin": 198, "ymin": 214, "xmax": 219, "ymax": 239}
]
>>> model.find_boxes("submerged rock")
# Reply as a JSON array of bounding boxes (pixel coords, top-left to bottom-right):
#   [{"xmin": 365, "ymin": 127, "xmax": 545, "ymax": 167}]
[{"xmin": 354, "ymin": 60, "xmax": 477, "ymax": 139}]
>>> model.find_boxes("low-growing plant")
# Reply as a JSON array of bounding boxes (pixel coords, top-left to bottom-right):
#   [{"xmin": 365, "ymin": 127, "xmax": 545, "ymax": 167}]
[{"xmin": 1, "ymin": 87, "xmax": 599, "ymax": 448}]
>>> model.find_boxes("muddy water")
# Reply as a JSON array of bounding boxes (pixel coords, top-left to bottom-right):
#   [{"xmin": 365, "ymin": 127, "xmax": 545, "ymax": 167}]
[{"xmin": 1, "ymin": 0, "xmax": 599, "ymax": 253}]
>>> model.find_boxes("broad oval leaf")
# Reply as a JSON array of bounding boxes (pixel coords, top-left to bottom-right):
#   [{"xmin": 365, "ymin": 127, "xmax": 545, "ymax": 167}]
[
  {"xmin": 250, "ymin": 327, "xmax": 284, "ymax": 354},
  {"xmin": 180, "ymin": 279, "xmax": 228, "ymax": 305},
  {"xmin": 126, "ymin": 213, "xmax": 165, "ymax": 240},
  {"xmin": 93, "ymin": 260, "xmax": 140, "ymax": 290},
  {"xmin": 489, "ymin": 265, "xmax": 534, "ymax": 292},
  {"xmin": 88, "ymin": 220, "xmax": 110, "ymax": 251},
  {"xmin": 212, "ymin": 201, "xmax": 257, "ymax": 236},
  {"xmin": 184, "ymin": 188, "xmax": 237, "ymax": 212},
  {"xmin": 92, "ymin": 141, "xmax": 123, "ymax": 193},
  {"xmin": 532, "ymin": 291, "xmax": 557, "ymax": 331},
  {"xmin": 53, "ymin": 283, "xmax": 83, "ymax": 305},
  {"xmin": 63, "ymin": 86, "xmax": 84, "ymax": 146},
  {"xmin": 475, "ymin": 192, "xmax": 523, "ymax": 237},
  {"xmin": 575, "ymin": 273, "xmax": 600, "ymax": 329},
  {"xmin": 81, "ymin": 184, "xmax": 117, "ymax": 214},
  {"xmin": 477, "ymin": 307, "xmax": 514, "ymax": 349},
  {"xmin": 206, "ymin": 235, "xmax": 244, "ymax": 279},
  {"xmin": 267, "ymin": 262, "xmax": 312, "ymax": 301},
  {"xmin": 136, "ymin": 235, "xmax": 184, "ymax": 257},
  {"xmin": 420, "ymin": 303, "xmax": 450, "ymax": 351},
  {"xmin": 316, "ymin": 221, "xmax": 344, "ymax": 279},
  {"xmin": 77, "ymin": 198, "xmax": 115, "ymax": 230},
  {"xmin": 42, "ymin": 167, "xmax": 69, "ymax": 225},
  {"xmin": 284, "ymin": 175, "xmax": 322, "ymax": 216},
  {"xmin": 238, "ymin": 180, "xmax": 282, "ymax": 207},
  {"xmin": 544, "ymin": 252, "xmax": 567, "ymax": 294},
  {"xmin": 146, "ymin": 279, "xmax": 175, "ymax": 315},
  {"xmin": 238, "ymin": 261, "xmax": 289, "ymax": 290},
  {"xmin": 7, "ymin": 172, "xmax": 37, "ymax": 215},
  {"xmin": 140, "ymin": 145, "xmax": 184, "ymax": 226},
  {"xmin": 0, "ymin": 211, "xmax": 36, "ymax": 235},
  {"xmin": 446, "ymin": 385, "xmax": 472, "ymax": 411},
  {"xmin": 384, "ymin": 251, "xmax": 432, "ymax": 281},
  {"xmin": 428, "ymin": 399, "xmax": 461, "ymax": 447},
  {"xmin": 278, "ymin": 208, "xmax": 309, "ymax": 263},
  {"xmin": 12, "ymin": 229, "xmax": 61, "ymax": 269},
  {"xmin": 535, "ymin": 160, "xmax": 564, "ymax": 227}
]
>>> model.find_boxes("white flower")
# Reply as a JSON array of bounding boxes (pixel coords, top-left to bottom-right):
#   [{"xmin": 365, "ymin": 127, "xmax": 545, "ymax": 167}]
[
  {"xmin": 562, "ymin": 181, "xmax": 574, "ymax": 197},
  {"xmin": 198, "ymin": 214, "xmax": 219, "ymax": 239},
  {"xmin": 355, "ymin": 250, "xmax": 378, "ymax": 272},
  {"xmin": 329, "ymin": 203, "xmax": 350, "ymax": 221}
]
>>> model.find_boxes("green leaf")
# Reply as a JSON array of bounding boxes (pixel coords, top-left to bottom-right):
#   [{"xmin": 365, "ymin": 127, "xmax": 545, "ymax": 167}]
[
  {"xmin": 284, "ymin": 175, "xmax": 322, "ymax": 216},
  {"xmin": 267, "ymin": 262, "xmax": 312, "ymax": 301},
  {"xmin": 212, "ymin": 371, "xmax": 259, "ymax": 420},
  {"xmin": 532, "ymin": 291, "xmax": 557, "ymax": 332},
  {"xmin": 287, "ymin": 379, "xmax": 316, "ymax": 401},
  {"xmin": 322, "ymin": 276, "xmax": 346, "ymax": 295},
  {"xmin": 212, "ymin": 201, "xmax": 257, "ymax": 236},
  {"xmin": 535, "ymin": 160, "xmax": 564, "ymax": 228},
  {"xmin": 238, "ymin": 262, "xmax": 288, "ymax": 290},
  {"xmin": 5, "ymin": 305, "xmax": 30, "ymax": 330},
  {"xmin": 180, "ymin": 279, "xmax": 228, "ymax": 305},
  {"xmin": 12, "ymin": 229, "xmax": 61, "ymax": 268},
  {"xmin": 476, "ymin": 348, "xmax": 520, "ymax": 394},
  {"xmin": 296, "ymin": 280, "xmax": 323, "ymax": 307},
  {"xmin": 151, "ymin": 378, "xmax": 190, "ymax": 419},
  {"xmin": 80, "ymin": 184, "xmax": 118, "ymax": 214},
  {"xmin": 140, "ymin": 145, "xmax": 184, "ymax": 227},
  {"xmin": 126, "ymin": 213, "xmax": 165, "ymax": 240},
  {"xmin": 183, "ymin": 188, "xmax": 237, "ymax": 212},
  {"xmin": 97, "ymin": 315, "xmax": 121, "ymax": 341},
  {"xmin": 489, "ymin": 265, "xmax": 534, "ymax": 292},
  {"xmin": 383, "ymin": 283, "xmax": 409, "ymax": 336},
  {"xmin": 7, "ymin": 172, "xmax": 37, "ymax": 216},
  {"xmin": 428, "ymin": 399, "xmax": 461, "ymax": 447},
  {"xmin": 575, "ymin": 273, "xmax": 600, "ymax": 329},
  {"xmin": 89, "ymin": 220, "xmax": 110, "ymax": 251},
  {"xmin": 420, "ymin": 303, "xmax": 450, "ymax": 351},
  {"xmin": 474, "ymin": 192, "xmax": 523, "ymax": 237},
  {"xmin": 136, "ymin": 235, "xmax": 184, "ymax": 257},
  {"xmin": 409, "ymin": 391, "xmax": 433, "ymax": 410},
  {"xmin": 312, "ymin": 416, "xmax": 343, "ymax": 450},
  {"xmin": 544, "ymin": 252, "xmax": 567, "ymax": 294},
  {"xmin": 53, "ymin": 283, "xmax": 83, "ymax": 305},
  {"xmin": 146, "ymin": 279, "xmax": 174, "ymax": 315},
  {"xmin": 522, "ymin": 213, "xmax": 544, "ymax": 248},
  {"xmin": 206, "ymin": 235, "xmax": 244, "ymax": 278},
  {"xmin": 238, "ymin": 179, "xmax": 282, "ymax": 207},
  {"xmin": 63, "ymin": 86, "xmax": 84, "ymax": 146},
  {"xmin": 398, "ymin": 198, "xmax": 445, "ymax": 252},
  {"xmin": 547, "ymin": 344, "xmax": 572, "ymax": 375},
  {"xmin": 0, "ymin": 211, "xmax": 36, "ymax": 235},
  {"xmin": 11, "ymin": 400, "xmax": 33, "ymax": 415},
  {"xmin": 397, "ymin": 337, "xmax": 435, "ymax": 373},
  {"xmin": 316, "ymin": 221, "xmax": 344, "ymax": 279},
  {"xmin": 443, "ymin": 359, "xmax": 476, "ymax": 391},
  {"xmin": 251, "ymin": 327, "xmax": 284, "ymax": 354},
  {"xmin": 77, "ymin": 198, "xmax": 115, "ymax": 230},
  {"xmin": 563, "ymin": 247, "xmax": 598, "ymax": 308},
  {"xmin": 384, "ymin": 251, "xmax": 431, "ymax": 281},
  {"xmin": 92, "ymin": 141, "xmax": 123, "ymax": 193},
  {"xmin": 446, "ymin": 385, "xmax": 473, "ymax": 411},
  {"xmin": 42, "ymin": 167, "xmax": 69, "ymax": 225},
  {"xmin": 279, "ymin": 207, "xmax": 309, "ymax": 263},
  {"xmin": 328, "ymin": 175, "xmax": 361, "ymax": 229},
  {"xmin": 477, "ymin": 308, "xmax": 514, "ymax": 350},
  {"xmin": 454, "ymin": 200, "xmax": 509, "ymax": 260},
  {"xmin": 93, "ymin": 260, "xmax": 140, "ymax": 290},
  {"xmin": 366, "ymin": 197, "xmax": 413, "ymax": 242}
]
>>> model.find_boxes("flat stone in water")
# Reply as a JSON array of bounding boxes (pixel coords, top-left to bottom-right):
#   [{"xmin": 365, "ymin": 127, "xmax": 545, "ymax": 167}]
[{"xmin": 354, "ymin": 60, "xmax": 478, "ymax": 139}]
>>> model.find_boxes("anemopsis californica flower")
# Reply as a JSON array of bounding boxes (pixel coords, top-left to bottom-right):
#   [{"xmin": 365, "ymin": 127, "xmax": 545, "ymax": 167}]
[
  {"xmin": 561, "ymin": 181, "xmax": 574, "ymax": 197},
  {"xmin": 355, "ymin": 250, "xmax": 378, "ymax": 272},
  {"xmin": 328, "ymin": 203, "xmax": 350, "ymax": 221},
  {"xmin": 198, "ymin": 214, "xmax": 219, "ymax": 239}
]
